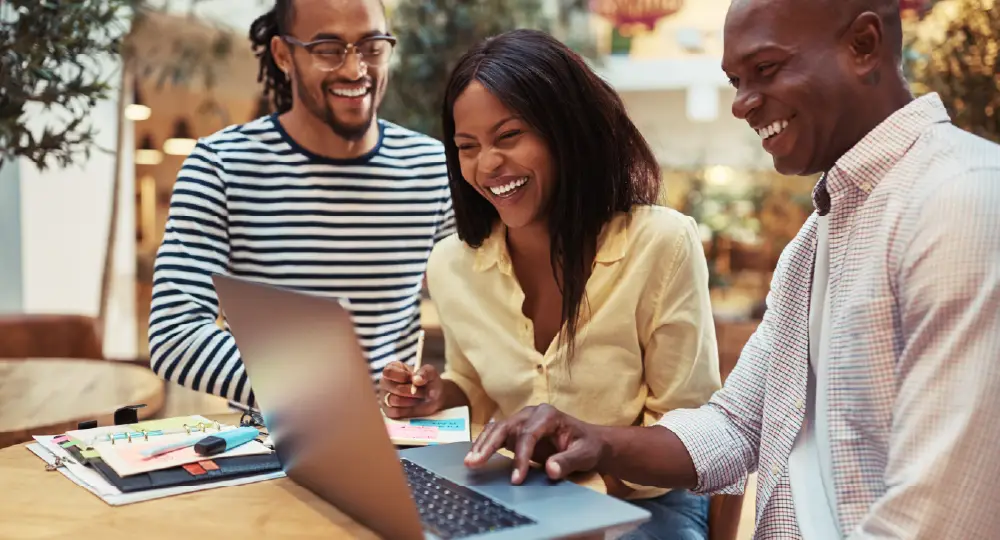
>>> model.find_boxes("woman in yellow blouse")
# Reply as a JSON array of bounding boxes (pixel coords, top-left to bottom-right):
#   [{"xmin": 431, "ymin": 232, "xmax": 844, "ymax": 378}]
[{"xmin": 378, "ymin": 29, "xmax": 722, "ymax": 539}]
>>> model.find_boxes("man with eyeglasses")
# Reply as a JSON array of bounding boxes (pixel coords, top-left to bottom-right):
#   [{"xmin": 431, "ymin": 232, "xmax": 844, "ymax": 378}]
[{"xmin": 148, "ymin": 0, "xmax": 454, "ymax": 407}]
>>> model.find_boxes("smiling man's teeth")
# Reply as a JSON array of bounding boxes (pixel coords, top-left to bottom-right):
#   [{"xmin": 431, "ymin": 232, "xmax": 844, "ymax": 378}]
[
  {"xmin": 489, "ymin": 177, "xmax": 528, "ymax": 196},
  {"xmin": 331, "ymin": 87, "xmax": 368, "ymax": 97},
  {"xmin": 758, "ymin": 119, "xmax": 790, "ymax": 140}
]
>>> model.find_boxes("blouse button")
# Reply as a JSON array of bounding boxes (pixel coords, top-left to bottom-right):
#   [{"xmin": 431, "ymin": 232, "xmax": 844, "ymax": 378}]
[{"xmin": 536, "ymin": 364, "xmax": 544, "ymax": 373}]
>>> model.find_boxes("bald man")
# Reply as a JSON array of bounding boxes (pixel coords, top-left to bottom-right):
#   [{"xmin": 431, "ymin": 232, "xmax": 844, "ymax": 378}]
[{"xmin": 460, "ymin": 1, "xmax": 1000, "ymax": 538}]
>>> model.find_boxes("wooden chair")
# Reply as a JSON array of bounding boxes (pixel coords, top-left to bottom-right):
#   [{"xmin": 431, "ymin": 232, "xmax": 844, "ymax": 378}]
[{"xmin": 0, "ymin": 314, "xmax": 104, "ymax": 360}]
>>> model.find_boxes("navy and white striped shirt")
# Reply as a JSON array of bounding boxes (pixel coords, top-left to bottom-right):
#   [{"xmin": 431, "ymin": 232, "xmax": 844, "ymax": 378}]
[{"xmin": 148, "ymin": 115, "xmax": 455, "ymax": 406}]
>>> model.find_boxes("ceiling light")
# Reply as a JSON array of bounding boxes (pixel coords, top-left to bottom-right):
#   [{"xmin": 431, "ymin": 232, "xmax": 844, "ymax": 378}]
[
  {"xmin": 164, "ymin": 118, "xmax": 197, "ymax": 156},
  {"xmin": 135, "ymin": 133, "xmax": 163, "ymax": 165}
]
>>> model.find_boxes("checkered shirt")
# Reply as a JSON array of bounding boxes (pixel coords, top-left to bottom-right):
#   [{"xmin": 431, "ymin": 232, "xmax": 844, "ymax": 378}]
[{"xmin": 658, "ymin": 93, "xmax": 1000, "ymax": 539}]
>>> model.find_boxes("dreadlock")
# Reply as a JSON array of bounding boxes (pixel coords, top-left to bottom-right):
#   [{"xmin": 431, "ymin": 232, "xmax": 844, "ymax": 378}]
[{"xmin": 250, "ymin": 0, "xmax": 295, "ymax": 114}]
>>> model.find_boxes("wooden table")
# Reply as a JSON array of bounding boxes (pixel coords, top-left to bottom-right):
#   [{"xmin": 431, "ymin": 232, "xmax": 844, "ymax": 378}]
[
  {"xmin": 0, "ymin": 413, "xmax": 606, "ymax": 540},
  {"xmin": 0, "ymin": 358, "xmax": 165, "ymax": 449}
]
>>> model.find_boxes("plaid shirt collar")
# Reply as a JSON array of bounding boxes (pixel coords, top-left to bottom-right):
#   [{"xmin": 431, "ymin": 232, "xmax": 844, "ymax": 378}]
[{"xmin": 813, "ymin": 92, "xmax": 951, "ymax": 215}]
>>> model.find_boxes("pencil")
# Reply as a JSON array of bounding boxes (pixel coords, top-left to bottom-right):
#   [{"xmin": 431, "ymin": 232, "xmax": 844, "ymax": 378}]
[{"xmin": 412, "ymin": 330, "xmax": 425, "ymax": 395}]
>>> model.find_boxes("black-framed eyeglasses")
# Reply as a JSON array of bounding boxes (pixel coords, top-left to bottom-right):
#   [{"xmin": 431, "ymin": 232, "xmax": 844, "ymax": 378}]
[{"xmin": 282, "ymin": 34, "xmax": 397, "ymax": 71}]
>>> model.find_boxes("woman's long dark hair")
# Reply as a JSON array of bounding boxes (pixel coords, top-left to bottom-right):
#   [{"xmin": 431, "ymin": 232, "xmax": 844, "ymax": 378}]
[
  {"xmin": 249, "ymin": 0, "xmax": 295, "ymax": 114},
  {"xmin": 441, "ymin": 29, "xmax": 661, "ymax": 360}
]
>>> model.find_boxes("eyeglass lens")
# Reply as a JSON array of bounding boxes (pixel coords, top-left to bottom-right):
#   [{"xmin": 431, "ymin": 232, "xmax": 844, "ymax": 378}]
[{"xmin": 309, "ymin": 39, "xmax": 393, "ymax": 69}]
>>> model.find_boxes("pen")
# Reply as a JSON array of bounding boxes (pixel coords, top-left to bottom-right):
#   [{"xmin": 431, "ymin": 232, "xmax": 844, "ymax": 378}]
[
  {"xmin": 411, "ymin": 330, "xmax": 425, "ymax": 395},
  {"xmin": 140, "ymin": 432, "xmax": 210, "ymax": 459}
]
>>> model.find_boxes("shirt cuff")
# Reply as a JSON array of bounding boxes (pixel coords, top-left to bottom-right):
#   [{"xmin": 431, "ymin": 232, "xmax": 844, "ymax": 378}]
[{"xmin": 656, "ymin": 408, "xmax": 748, "ymax": 495}]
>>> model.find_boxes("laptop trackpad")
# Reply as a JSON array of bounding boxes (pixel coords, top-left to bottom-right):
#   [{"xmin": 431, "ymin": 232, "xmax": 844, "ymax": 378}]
[{"xmin": 401, "ymin": 443, "xmax": 577, "ymax": 505}]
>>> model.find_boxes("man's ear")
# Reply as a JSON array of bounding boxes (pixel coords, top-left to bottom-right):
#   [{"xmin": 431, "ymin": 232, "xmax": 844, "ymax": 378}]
[
  {"xmin": 271, "ymin": 35, "xmax": 292, "ymax": 79},
  {"xmin": 846, "ymin": 11, "xmax": 884, "ymax": 85}
]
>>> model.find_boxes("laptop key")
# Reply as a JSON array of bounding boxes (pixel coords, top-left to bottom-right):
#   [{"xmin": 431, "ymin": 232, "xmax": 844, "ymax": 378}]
[{"xmin": 401, "ymin": 458, "xmax": 536, "ymax": 538}]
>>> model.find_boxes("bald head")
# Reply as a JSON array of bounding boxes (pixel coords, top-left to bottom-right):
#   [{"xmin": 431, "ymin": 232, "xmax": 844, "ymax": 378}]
[
  {"xmin": 832, "ymin": 0, "xmax": 904, "ymax": 59},
  {"xmin": 728, "ymin": 0, "xmax": 903, "ymax": 59}
]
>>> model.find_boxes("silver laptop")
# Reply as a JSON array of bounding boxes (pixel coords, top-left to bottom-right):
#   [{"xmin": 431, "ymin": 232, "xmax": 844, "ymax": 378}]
[{"xmin": 213, "ymin": 274, "xmax": 650, "ymax": 540}]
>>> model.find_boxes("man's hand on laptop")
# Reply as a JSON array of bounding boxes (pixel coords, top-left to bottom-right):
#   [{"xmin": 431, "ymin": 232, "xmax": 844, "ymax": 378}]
[
  {"xmin": 380, "ymin": 361, "xmax": 446, "ymax": 418},
  {"xmin": 464, "ymin": 404, "xmax": 608, "ymax": 485}
]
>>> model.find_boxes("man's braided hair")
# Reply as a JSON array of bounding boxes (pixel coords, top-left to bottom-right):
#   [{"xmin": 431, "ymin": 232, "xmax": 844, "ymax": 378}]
[{"xmin": 250, "ymin": 0, "xmax": 295, "ymax": 114}]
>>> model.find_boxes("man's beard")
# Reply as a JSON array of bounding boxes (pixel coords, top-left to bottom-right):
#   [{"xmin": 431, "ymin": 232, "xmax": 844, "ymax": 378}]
[{"xmin": 293, "ymin": 67, "xmax": 376, "ymax": 142}]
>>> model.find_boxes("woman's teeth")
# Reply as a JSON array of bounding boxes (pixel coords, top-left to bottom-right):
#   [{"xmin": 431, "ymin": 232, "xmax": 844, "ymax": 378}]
[
  {"xmin": 489, "ymin": 177, "xmax": 528, "ymax": 197},
  {"xmin": 331, "ymin": 87, "xmax": 368, "ymax": 98},
  {"xmin": 758, "ymin": 119, "xmax": 790, "ymax": 140}
]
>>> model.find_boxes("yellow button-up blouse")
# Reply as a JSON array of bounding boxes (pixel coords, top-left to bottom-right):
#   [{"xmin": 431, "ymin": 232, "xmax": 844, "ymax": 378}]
[{"xmin": 426, "ymin": 205, "xmax": 721, "ymax": 497}]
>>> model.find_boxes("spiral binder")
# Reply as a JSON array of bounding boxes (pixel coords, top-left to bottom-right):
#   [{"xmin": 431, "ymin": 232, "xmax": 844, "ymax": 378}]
[{"xmin": 98, "ymin": 421, "xmax": 223, "ymax": 445}]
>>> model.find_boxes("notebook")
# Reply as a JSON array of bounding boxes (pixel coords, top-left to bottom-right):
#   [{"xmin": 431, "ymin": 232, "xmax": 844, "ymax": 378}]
[
  {"xmin": 55, "ymin": 414, "xmax": 280, "ymax": 482},
  {"xmin": 382, "ymin": 406, "xmax": 471, "ymax": 446},
  {"xmin": 90, "ymin": 453, "xmax": 282, "ymax": 493},
  {"xmin": 29, "ymin": 413, "xmax": 285, "ymax": 504},
  {"xmin": 92, "ymin": 429, "xmax": 272, "ymax": 477}
]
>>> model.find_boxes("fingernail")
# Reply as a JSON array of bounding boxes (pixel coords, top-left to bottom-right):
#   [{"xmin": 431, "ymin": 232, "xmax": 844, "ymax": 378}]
[
  {"xmin": 511, "ymin": 469, "xmax": 521, "ymax": 483},
  {"xmin": 549, "ymin": 461, "xmax": 562, "ymax": 477}
]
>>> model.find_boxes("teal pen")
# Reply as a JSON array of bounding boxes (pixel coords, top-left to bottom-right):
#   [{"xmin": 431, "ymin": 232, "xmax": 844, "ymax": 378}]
[{"xmin": 193, "ymin": 427, "xmax": 260, "ymax": 456}]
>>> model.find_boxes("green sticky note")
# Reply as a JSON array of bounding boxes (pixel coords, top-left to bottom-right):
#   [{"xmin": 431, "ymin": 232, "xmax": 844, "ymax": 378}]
[{"xmin": 80, "ymin": 448, "xmax": 100, "ymax": 459}]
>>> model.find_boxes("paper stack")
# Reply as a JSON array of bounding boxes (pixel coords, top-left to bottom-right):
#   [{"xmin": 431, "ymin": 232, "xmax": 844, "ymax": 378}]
[{"xmin": 27, "ymin": 415, "xmax": 285, "ymax": 506}]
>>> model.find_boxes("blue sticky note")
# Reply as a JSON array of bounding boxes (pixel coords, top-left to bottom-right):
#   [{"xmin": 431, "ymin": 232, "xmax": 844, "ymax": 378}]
[{"xmin": 410, "ymin": 418, "xmax": 466, "ymax": 431}]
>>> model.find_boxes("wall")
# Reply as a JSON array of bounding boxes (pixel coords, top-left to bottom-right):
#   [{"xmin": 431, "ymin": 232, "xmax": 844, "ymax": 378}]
[
  {"xmin": 0, "ymin": 161, "xmax": 23, "ymax": 314},
  {"xmin": 15, "ymin": 60, "xmax": 137, "ymax": 358},
  {"xmin": 621, "ymin": 87, "xmax": 772, "ymax": 171},
  {"xmin": 168, "ymin": 0, "xmax": 270, "ymax": 32}
]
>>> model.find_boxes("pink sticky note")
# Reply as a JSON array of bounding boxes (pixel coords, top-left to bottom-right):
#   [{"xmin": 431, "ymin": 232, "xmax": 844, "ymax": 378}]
[
  {"xmin": 52, "ymin": 435, "xmax": 70, "ymax": 444},
  {"xmin": 387, "ymin": 424, "xmax": 439, "ymax": 441}
]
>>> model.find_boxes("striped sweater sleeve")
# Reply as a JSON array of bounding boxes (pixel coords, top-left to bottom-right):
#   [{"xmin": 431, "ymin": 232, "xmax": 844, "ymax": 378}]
[{"xmin": 148, "ymin": 141, "xmax": 254, "ymax": 406}]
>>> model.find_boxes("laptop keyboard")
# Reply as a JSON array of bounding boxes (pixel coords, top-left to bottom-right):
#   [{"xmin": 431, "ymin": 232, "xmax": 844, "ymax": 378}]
[{"xmin": 401, "ymin": 458, "xmax": 536, "ymax": 538}]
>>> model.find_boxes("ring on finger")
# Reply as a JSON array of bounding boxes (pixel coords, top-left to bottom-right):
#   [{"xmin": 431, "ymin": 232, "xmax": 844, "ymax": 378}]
[{"xmin": 383, "ymin": 392, "xmax": 392, "ymax": 408}]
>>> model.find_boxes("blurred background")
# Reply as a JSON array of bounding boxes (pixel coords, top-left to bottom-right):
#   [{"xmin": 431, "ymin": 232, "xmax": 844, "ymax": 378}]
[{"xmin": 0, "ymin": 0, "xmax": 996, "ymax": 427}]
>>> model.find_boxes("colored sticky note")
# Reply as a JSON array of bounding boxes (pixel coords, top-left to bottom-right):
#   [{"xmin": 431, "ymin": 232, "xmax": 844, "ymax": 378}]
[
  {"xmin": 410, "ymin": 418, "xmax": 466, "ymax": 432},
  {"xmin": 198, "ymin": 460, "xmax": 220, "ymax": 471},
  {"xmin": 80, "ymin": 449, "xmax": 100, "ymax": 459},
  {"xmin": 182, "ymin": 463, "xmax": 207, "ymax": 476},
  {"xmin": 53, "ymin": 435, "xmax": 70, "ymax": 444},
  {"xmin": 387, "ymin": 424, "xmax": 439, "ymax": 441}
]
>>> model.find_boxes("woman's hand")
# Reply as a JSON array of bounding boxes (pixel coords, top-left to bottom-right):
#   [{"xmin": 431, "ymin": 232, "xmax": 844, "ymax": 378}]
[{"xmin": 378, "ymin": 361, "xmax": 446, "ymax": 418}]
